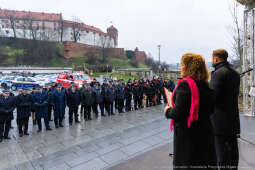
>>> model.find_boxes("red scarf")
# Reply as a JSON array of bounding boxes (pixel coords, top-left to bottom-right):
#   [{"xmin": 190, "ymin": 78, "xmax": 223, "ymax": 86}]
[{"xmin": 170, "ymin": 78, "xmax": 199, "ymax": 132}]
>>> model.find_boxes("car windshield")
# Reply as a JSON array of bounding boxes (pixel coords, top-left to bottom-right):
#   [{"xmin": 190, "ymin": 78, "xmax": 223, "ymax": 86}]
[
  {"xmin": 4, "ymin": 77, "xmax": 15, "ymax": 80},
  {"xmin": 75, "ymin": 75, "xmax": 88, "ymax": 80}
]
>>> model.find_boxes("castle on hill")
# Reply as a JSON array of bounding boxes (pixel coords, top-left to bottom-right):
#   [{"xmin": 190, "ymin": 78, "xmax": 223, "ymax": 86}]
[{"xmin": 0, "ymin": 9, "xmax": 118, "ymax": 48}]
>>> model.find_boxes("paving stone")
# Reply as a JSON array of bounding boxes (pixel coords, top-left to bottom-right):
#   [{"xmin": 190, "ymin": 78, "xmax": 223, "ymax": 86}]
[
  {"xmin": 67, "ymin": 152, "xmax": 98, "ymax": 167},
  {"xmin": 100, "ymin": 150, "xmax": 128, "ymax": 165},
  {"xmin": 70, "ymin": 158, "xmax": 108, "ymax": 170},
  {"xmin": 120, "ymin": 141, "xmax": 151, "ymax": 156},
  {"xmin": 96, "ymin": 143, "xmax": 123, "ymax": 155}
]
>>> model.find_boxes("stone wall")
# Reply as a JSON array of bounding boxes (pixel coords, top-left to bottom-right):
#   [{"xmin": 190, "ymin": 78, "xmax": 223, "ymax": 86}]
[
  {"xmin": 134, "ymin": 50, "xmax": 147, "ymax": 64},
  {"xmin": 64, "ymin": 41, "xmax": 125, "ymax": 59}
]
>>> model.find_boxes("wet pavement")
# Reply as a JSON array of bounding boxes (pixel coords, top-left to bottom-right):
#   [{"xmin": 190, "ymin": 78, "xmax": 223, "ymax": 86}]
[
  {"xmin": 1, "ymin": 105, "xmax": 255, "ymax": 170},
  {"xmin": 1, "ymin": 104, "xmax": 172, "ymax": 170},
  {"xmin": 107, "ymin": 115, "xmax": 255, "ymax": 170}
]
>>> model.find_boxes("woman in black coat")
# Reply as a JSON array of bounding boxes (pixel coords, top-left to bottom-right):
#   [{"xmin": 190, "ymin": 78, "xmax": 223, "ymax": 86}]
[{"xmin": 164, "ymin": 53, "xmax": 216, "ymax": 169}]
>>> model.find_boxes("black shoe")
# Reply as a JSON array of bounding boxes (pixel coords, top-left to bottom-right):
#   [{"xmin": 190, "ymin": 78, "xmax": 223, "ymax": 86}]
[
  {"xmin": 19, "ymin": 133, "xmax": 23, "ymax": 137},
  {"xmin": 75, "ymin": 120, "xmax": 80, "ymax": 123},
  {"xmin": 24, "ymin": 132, "xmax": 29, "ymax": 136},
  {"xmin": 101, "ymin": 113, "xmax": 106, "ymax": 117},
  {"xmin": 88, "ymin": 118, "xmax": 92, "ymax": 120},
  {"xmin": 59, "ymin": 124, "xmax": 64, "ymax": 127},
  {"xmin": 37, "ymin": 129, "xmax": 42, "ymax": 133},
  {"xmin": 0, "ymin": 138, "xmax": 2, "ymax": 143},
  {"xmin": 111, "ymin": 112, "xmax": 115, "ymax": 115},
  {"xmin": 46, "ymin": 128, "xmax": 52, "ymax": 131},
  {"xmin": 4, "ymin": 136, "xmax": 11, "ymax": 140}
]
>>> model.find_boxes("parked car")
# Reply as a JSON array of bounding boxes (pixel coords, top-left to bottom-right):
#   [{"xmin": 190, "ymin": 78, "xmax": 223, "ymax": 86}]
[
  {"xmin": 0, "ymin": 76, "xmax": 15, "ymax": 89},
  {"xmin": 11, "ymin": 77, "xmax": 40, "ymax": 91}
]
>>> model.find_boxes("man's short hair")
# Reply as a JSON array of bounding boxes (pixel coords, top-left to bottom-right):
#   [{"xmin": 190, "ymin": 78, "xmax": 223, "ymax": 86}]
[{"xmin": 213, "ymin": 49, "xmax": 228, "ymax": 60}]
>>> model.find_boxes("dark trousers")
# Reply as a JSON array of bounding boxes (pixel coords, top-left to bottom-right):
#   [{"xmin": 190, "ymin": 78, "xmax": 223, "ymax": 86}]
[
  {"xmin": 48, "ymin": 104, "xmax": 53, "ymax": 121},
  {"xmin": 92, "ymin": 103, "xmax": 99, "ymax": 117},
  {"xmin": 80, "ymin": 104, "xmax": 85, "ymax": 114},
  {"xmin": 215, "ymin": 136, "xmax": 239, "ymax": 170},
  {"xmin": 84, "ymin": 104, "xmax": 92, "ymax": 120},
  {"xmin": 17, "ymin": 117, "xmax": 29, "ymax": 134},
  {"xmin": 118, "ymin": 99, "xmax": 124, "ymax": 113},
  {"xmin": 138, "ymin": 96, "xmax": 143, "ymax": 108},
  {"xmin": 134, "ymin": 96, "xmax": 139, "ymax": 110},
  {"xmin": 54, "ymin": 115, "xmax": 63, "ymax": 127},
  {"xmin": 37, "ymin": 116, "xmax": 50, "ymax": 130},
  {"xmin": 125, "ymin": 98, "xmax": 132, "ymax": 112},
  {"xmin": 106, "ymin": 101, "xmax": 113, "ymax": 115},
  {"xmin": 97, "ymin": 103, "xmax": 104, "ymax": 116},
  {"xmin": 69, "ymin": 106, "xmax": 79, "ymax": 123},
  {"xmin": 115, "ymin": 99, "xmax": 118, "ymax": 109},
  {"xmin": 0, "ymin": 116, "xmax": 11, "ymax": 138}
]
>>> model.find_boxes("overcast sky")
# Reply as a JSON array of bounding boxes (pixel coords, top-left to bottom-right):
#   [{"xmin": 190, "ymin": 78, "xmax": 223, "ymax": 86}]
[{"xmin": 0, "ymin": 0, "xmax": 244, "ymax": 64}]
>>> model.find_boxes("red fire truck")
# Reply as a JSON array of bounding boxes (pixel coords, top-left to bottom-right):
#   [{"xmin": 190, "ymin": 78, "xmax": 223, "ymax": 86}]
[{"xmin": 56, "ymin": 73, "xmax": 92, "ymax": 88}]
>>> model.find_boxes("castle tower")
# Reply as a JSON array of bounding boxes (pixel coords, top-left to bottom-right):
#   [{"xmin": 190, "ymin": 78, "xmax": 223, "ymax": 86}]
[{"xmin": 107, "ymin": 25, "xmax": 118, "ymax": 47}]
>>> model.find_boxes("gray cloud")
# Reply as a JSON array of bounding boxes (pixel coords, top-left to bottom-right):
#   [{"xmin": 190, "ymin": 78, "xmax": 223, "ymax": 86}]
[{"xmin": 0, "ymin": 0, "xmax": 242, "ymax": 63}]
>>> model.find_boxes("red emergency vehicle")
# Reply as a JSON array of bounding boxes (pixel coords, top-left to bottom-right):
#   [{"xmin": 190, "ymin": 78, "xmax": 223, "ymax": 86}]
[{"xmin": 56, "ymin": 73, "xmax": 92, "ymax": 88}]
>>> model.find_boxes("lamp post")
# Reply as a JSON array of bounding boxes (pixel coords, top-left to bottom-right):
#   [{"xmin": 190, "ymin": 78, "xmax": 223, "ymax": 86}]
[{"xmin": 158, "ymin": 45, "xmax": 161, "ymax": 65}]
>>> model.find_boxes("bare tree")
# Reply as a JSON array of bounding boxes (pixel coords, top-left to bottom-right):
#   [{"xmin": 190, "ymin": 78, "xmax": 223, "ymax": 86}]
[
  {"xmin": 70, "ymin": 17, "xmax": 83, "ymax": 42},
  {"xmin": 98, "ymin": 34, "xmax": 112, "ymax": 63},
  {"xmin": 229, "ymin": 1, "xmax": 243, "ymax": 68},
  {"xmin": 3, "ymin": 10, "xmax": 18, "ymax": 38}
]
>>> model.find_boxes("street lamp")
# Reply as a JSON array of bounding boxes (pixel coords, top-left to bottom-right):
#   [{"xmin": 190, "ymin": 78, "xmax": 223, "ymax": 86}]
[{"xmin": 157, "ymin": 45, "xmax": 161, "ymax": 65}]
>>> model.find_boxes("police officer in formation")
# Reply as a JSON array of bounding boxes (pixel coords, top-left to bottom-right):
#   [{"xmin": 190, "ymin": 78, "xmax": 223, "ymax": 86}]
[
  {"xmin": 16, "ymin": 88, "xmax": 33, "ymax": 137},
  {"xmin": 52, "ymin": 85, "xmax": 66, "ymax": 128},
  {"xmin": 33, "ymin": 86, "xmax": 52, "ymax": 132},
  {"xmin": 0, "ymin": 77, "xmax": 172, "ymax": 142},
  {"xmin": 0, "ymin": 90, "xmax": 15, "ymax": 142}
]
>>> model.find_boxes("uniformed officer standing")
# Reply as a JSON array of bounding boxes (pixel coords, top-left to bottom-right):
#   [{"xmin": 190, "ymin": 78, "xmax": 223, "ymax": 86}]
[
  {"xmin": 81, "ymin": 83, "xmax": 95, "ymax": 120},
  {"xmin": 101, "ymin": 80, "xmax": 108, "ymax": 112},
  {"xmin": 116, "ymin": 80, "xmax": 125, "ymax": 113},
  {"xmin": 67, "ymin": 85, "xmax": 81, "ymax": 125},
  {"xmin": 45, "ymin": 85, "xmax": 53, "ymax": 121},
  {"xmin": 16, "ymin": 88, "xmax": 33, "ymax": 137},
  {"xmin": 33, "ymin": 86, "xmax": 52, "ymax": 132},
  {"xmin": 93, "ymin": 82, "xmax": 105, "ymax": 117},
  {"xmin": 105, "ymin": 81, "xmax": 115, "ymax": 116},
  {"xmin": 125, "ymin": 80, "xmax": 132, "ymax": 112},
  {"xmin": 0, "ymin": 90, "xmax": 16, "ymax": 142},
  {"xmin": 52, "ymin": 85, "xmax": 66, "ymax": 128}
]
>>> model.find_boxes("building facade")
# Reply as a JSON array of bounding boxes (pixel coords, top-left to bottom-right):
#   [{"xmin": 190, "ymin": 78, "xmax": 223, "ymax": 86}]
[{"xmin": 0, "ymin": 9, "xmax": 118, "ymax": 48}]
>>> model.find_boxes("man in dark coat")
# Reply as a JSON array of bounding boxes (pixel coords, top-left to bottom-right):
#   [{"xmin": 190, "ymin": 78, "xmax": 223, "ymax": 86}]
[
  {"xmin": 93, "ymin": 82, "xmax": 105, "ymax": 117},
  {"xmin": 16, "ymin": 88, "xmax": 33, "ymax": 137},
  {"xmin": 52, "ymin": 85, "xmax": 66, "ymax": 128},
  {"xmin": 125, "ymin": 80, "xmax": 132, "ymax": 112},
  {"xmin": 67, "ymin": 86, "xmax": 81, "ymax": 125},
  {"xmin": 210, "ymin": 49, "xmax": 240, "ymax": 170},
  {"xmin": 81, "ymin": 83, "xmax": 95, "ymax": 120},
  {"xmin": 0, "ymin": 90, "xmax": 16, "ymax": 142},
  {"xmin": 45, "ymin": 85, "xmax": 53, "ymax": 121},
  {"xmin": 33, "ymin": 86, "xmax": 52, "ymax": 132},
  {"xmin": 101, "ymin": 80, "xmax": 108, "ymax": 112},
  {"xmin": 116, "ymin": 80, "xmax": 125, "ymax": 113},
  {"xmin": 105, "ymin": 81, "xmax": 115, "ymax": 116}
]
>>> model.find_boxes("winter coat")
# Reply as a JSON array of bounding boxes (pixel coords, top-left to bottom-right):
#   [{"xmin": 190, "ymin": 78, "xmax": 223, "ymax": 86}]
[
  {"xmin": 165, "ymin": 81, "xmax": 216, "ymax": 169},
  {"xmin": 67, "ymin": 90, "xmax": 81, "ymax": 108},
  {"xmin": 81, "ymin": 88, "xmax": 95, "ymax": 106},
  {"xmin": 116, "ymin": 84, "xmax": 125, "ymax": 100},
  {"xmin": 52, "ymin": 89, "xmax": 66, "ymax": 117},
  {"xmin": 16, "ymin": 94, "xmax": 33, "ymax": 119},
  {"xmin": 0, "ymin": 95, "xmax": 16, "ymax": 121},
  {"xmin": 33, "ymin": 91, "xmax": 49, "ymax": 119},
  {"xmin": 210, "ymin": 61, "xmax": 240, "ymax": 137},
  {"xmin": 105, "ymin": 85, "xmax": 115, "ymax": 103},
  {"xmin": 93, "ymin": 87, "xmax": 104, "ymax": 104}
]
